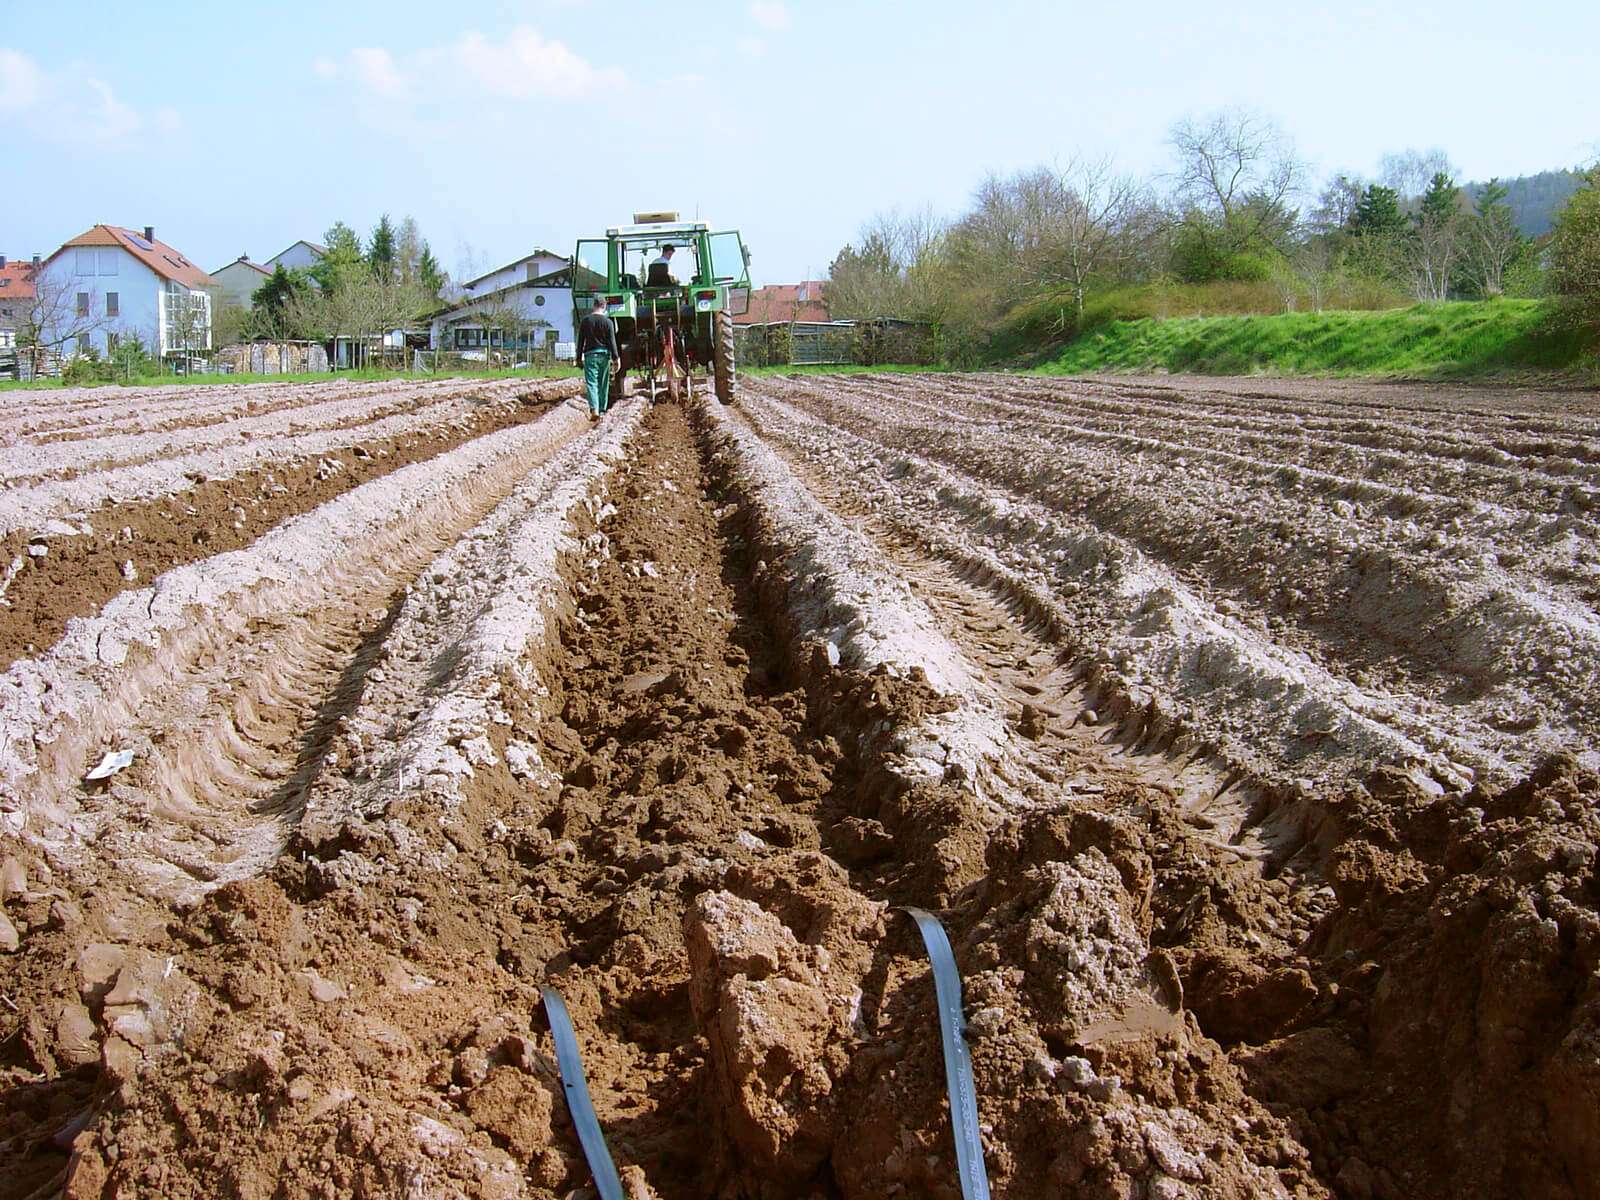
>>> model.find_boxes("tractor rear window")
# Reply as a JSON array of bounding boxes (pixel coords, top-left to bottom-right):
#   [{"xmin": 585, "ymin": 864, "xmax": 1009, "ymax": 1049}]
[{"xmin": 708, "ymin": 232, "xmax": 744, "ymax": 283}]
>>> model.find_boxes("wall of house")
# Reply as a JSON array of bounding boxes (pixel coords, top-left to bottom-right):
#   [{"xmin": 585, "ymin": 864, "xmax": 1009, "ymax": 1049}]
[
  {"xmin": 269, "ymin": 243, "xmax": 324, "ymax": 273},
  {"xmin": 212, "ymin": 262, "xmax": 268, "ymax": 309},
  {"xmin": 40, "ymin": 247, "xmax": 163, "ymax": 355},
  {"xmin": 39, "ymin": 248, "xmax": 212, "ymax": 356},
  {"xmin": 464, "ymin": 254, "xmax": 568, "ymax": 299}
]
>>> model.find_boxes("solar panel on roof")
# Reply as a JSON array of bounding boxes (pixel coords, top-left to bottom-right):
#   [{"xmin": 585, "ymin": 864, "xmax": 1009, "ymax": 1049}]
[{"xmin": 125, "ymin": 233, "xmax": 153, "ymax": 250}]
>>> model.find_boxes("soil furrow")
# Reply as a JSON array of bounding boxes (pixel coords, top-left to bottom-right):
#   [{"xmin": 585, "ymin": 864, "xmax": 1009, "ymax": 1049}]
[{"xmin": 0, "ymin": 386, "xmax": 572, "ymax": 672}]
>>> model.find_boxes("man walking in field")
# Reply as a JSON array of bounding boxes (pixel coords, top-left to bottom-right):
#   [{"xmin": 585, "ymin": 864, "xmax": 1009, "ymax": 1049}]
[{"xmin": 576, "ymin": 296, "xmax": 621, "ymax": 420}]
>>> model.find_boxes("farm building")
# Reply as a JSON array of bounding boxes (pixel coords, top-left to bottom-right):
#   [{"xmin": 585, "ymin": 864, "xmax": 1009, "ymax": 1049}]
[
  {"xmin": 429, "ymin": 263, "xmax": 602, "ymax": 358},
  {"xmin": 209, "ymin": 255, "xmax": 273, "ymax": 309},
  {"xmin": 37, "ymin": 225, "xmax": 215, "ymax": 359}
]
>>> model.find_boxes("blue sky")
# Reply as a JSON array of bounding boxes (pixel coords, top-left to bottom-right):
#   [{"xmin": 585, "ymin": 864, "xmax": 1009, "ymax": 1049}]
[{"xmin": 2, "ymin": 0, "xmax": 1594, "ymax": 284}]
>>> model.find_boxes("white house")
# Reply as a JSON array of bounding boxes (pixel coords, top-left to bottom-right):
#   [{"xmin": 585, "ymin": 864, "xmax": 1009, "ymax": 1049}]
[
  {"xmin": 210, "ymin": 255, "xmax": 272, "ymax": 309},
  {"xmin": 40, "ymin": 225, "xmax": 214, "ymax": 358},
  {"xmin": 267, "ymin": 240, "xmax": 327, "ymax": 273},
  {"xmin": 429, "ymin": 263, "xmax": 598, "ymax": 357},
  {"xmin": 453, "ymin": 249, "xmax": 569, "ymax": 301}
]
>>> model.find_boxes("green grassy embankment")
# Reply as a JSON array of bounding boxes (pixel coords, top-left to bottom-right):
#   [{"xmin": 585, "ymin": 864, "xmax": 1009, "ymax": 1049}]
[{"xmin": 1032, "ymin": 300, "xmax": 1596, "ymax": 378}]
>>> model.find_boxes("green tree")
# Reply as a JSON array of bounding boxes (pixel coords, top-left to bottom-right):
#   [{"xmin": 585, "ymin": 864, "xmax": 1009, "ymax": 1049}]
[
  {"xmin": 1461, "ymin": 179, "xmax": 1527, "ymax": 298},
  {"xmin": 313, "ymin": 221, "xmax": 365, "ymax": 293},
  {"xmin": 367, "ymin": 214, "xmax": 397, "ymax": 283},
  {"xmin": 418, "ymin": 243, "xmax": 446, "ymax": 300},
  {"xmin": 1349, "ymin": 185, "xmax": 1406, "ymax": 237},
  {"xmin": 1411, "ymin": 172, "xmax": 1466, "ymax": 300},
  {"xmin": 1548, "ymin": 168, "xmax": 1600, "ymax": 332},
  {"xmin": 252, "ymin": 263, "xmax": 311, "ymax": 316},
  {"xmin": 1344, "ymin": 184, "xmax": 1412, "ymax": 289}
]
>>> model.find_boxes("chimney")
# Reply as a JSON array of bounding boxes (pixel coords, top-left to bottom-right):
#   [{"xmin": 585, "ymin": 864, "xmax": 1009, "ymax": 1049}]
[
  {"xmin": 0, "ymin": 256, "xmax": 6, "ymax": 270},
  {"xmin": 144, "ymin": 226, "xmax": 155, "ymax": 244},
  {"xmin": 32, "ymin": 254, "xmax": 40, "ymax": 268}
]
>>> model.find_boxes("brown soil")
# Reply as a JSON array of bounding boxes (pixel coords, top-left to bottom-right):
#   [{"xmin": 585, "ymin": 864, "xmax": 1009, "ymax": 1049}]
[
  {"xmin": 5, "ymin": 374, "xmax": 1600, "ymax": 1200},
  {"xmin": 0, "ymin": 391, "xmax": 557, "ymax": 671}
]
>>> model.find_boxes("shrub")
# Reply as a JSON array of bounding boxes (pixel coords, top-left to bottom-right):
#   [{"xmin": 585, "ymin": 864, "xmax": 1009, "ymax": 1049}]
[{"xmin": 1548, "ymin": 168, "xmax": 1600, "ymax": 334}]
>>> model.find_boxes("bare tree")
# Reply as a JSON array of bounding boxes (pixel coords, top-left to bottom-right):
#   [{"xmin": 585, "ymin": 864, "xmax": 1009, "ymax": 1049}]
[
  {"xmin": 17, "ymin": 271, "xmax": 112, "ymax": 373},
  {"xmin": 1030, "ymin": 157, "xmax": 1149, "ymax": 316},
  {"xmin": 1379, "ymin": 148, "xmax": 1458, "ymax": 203},
  {"xmin": 827, "ymin": 208, "xmax": 949, "ymax": 321},
  {"xmin": 1409, "ymin": 174, "xmax": 1469, "ymax": 301},
  {"xmin": 1309, "ymin": 174, "xmax": 1365, "ymax": 235},
  {"xmin": 1292, "ymin": 237, "xmax": 1340, "ymax": 312},
  {"xmin": 1167, "ymin": 108, "xmax": 1306, "ymax": 240},
  {"xmin": 396, "ymin": 217, "xmax": 425, "ymax": 286}
]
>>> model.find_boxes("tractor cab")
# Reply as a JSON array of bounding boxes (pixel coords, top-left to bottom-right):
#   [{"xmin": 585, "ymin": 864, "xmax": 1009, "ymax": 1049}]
[{"xmin": 572, "ymin": 214, "xmax": 750, "ymax": 403}]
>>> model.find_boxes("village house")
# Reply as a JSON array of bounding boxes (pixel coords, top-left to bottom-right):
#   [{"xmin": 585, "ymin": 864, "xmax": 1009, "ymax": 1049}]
[
  {"xmin": 734, "ymin": 280, "xmax": 832, "ymax": 325},
  {"xmin": 210, "ymin": 255, "xmax": 272, "ymax": 309},
  {"xmin": 430, "ymin": 251, "xmax": 596, "ymax": 357},
  {"xmin": 0, "ymin": 255, "xmax": 38, "ymax": 349},
  {"xmin": 37, "ymin": 225, "xmax": 215, "ymax": 358},
  {"xmin": 454, "ymin": 249, "xmax": 569, "ymax": 300},
  {"xmin": 267, "ymin": 240, "xmax": 327, "ymax": 273}
]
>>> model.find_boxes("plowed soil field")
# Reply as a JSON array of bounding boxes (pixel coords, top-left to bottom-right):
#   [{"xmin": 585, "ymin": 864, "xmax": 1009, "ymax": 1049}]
[{"xmin": 2, "ymin": 372, "xmax": 1598, "ymax": 1200}]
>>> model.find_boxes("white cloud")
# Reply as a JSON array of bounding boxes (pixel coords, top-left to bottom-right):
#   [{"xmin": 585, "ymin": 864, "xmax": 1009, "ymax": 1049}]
[
  {"xmin": 316, "ymin": 26, "xmax": 623, "ymax": 113},
  {"xmin": 0, "ymin": 48, "xmax": 46, "ymax": 111},
  {"xmin": 453, "ymin": 28, "xmax": 622, "ymax": 98},
  {"xmin": 749, "ymin": 1, "xmax": 791, "ymax": 32},
  {"xmin": 348, "ymin": 47, "xmax": 407, "ymax": 98},
  {"xmin": 85, "ymin": 76, "xmax": 141, "ymax": 140},
  {"xmin": 0, "ymin": 48, "xmax": 177, "ymax": 147}
]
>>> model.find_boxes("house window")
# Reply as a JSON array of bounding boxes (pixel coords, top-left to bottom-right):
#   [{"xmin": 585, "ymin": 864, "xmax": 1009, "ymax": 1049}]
[
  {"xmin": 77, "ymin": 292, "xmax": 90, "ymax": 316},
  {"xmin": 106, "ymin": 292, "xmax": 119, "ymax": 317},
  {"xmin": 534, "ymin": 294, "xmax": 546, "ymax": 306},
  {"xmin": 98, "ymin": 250, "xmax": 119, "ymax": 276},
  {"xmin": 76, "ymin": 249, "xmax": 96, "ymax": 276},
  {"xmin": 107, "ymin": 332, "xmax": 119, "ymax": 353}
]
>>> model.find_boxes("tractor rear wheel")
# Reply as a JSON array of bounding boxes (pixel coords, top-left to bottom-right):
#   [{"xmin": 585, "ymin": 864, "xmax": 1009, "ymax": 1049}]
[{"xmin": 713, "ymin": 310, "xmax": 736, "ymax": 405}]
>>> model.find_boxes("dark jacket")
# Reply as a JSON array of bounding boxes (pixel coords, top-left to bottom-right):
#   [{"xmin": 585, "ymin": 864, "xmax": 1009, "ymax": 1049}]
[{"xmin": 576, "ymin": 312, "xmax": 620, "ymax": 360}]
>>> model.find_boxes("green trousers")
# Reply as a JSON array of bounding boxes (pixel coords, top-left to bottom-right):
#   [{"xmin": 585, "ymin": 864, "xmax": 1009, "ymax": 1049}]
[{"xmin": 583, "ymin": 349, "xmax": 612, "ymax": 414}]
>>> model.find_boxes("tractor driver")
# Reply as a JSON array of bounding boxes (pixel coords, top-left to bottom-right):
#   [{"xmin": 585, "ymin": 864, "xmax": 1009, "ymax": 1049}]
[{"xmin": 646, "ymin": 244, "xmax": 678, "ymax": 287}]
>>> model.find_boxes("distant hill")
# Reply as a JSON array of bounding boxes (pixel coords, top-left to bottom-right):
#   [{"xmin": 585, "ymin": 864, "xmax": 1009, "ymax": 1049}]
[{"xmin": 1465, "ymin": 169, "xmax": 1585, "ymax": 238}]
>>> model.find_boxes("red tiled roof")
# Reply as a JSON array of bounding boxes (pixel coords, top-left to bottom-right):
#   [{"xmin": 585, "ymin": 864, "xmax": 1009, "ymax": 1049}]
[
  {"xmin": 53, "ymin": 225, "xmax": 215, "ymax": 289},
  {"xmin": 735, "ymin": 281, "xmax": 831, "ymax": 325},
  {"xmin": 0, "ymin": 259, "xmax": 37, "ymax": 301}
]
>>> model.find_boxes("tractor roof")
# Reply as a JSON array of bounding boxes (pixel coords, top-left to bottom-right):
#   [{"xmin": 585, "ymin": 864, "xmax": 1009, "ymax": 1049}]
[{"xmin": 605, "ymin": 222, "xmax": 711, "ymax": 239}]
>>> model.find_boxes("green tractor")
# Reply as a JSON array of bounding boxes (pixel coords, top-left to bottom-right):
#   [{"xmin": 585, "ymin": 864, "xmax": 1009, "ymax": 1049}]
[{"xmin": 572, "ymin": 214, "xmax": 751, "ymax": 403}]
